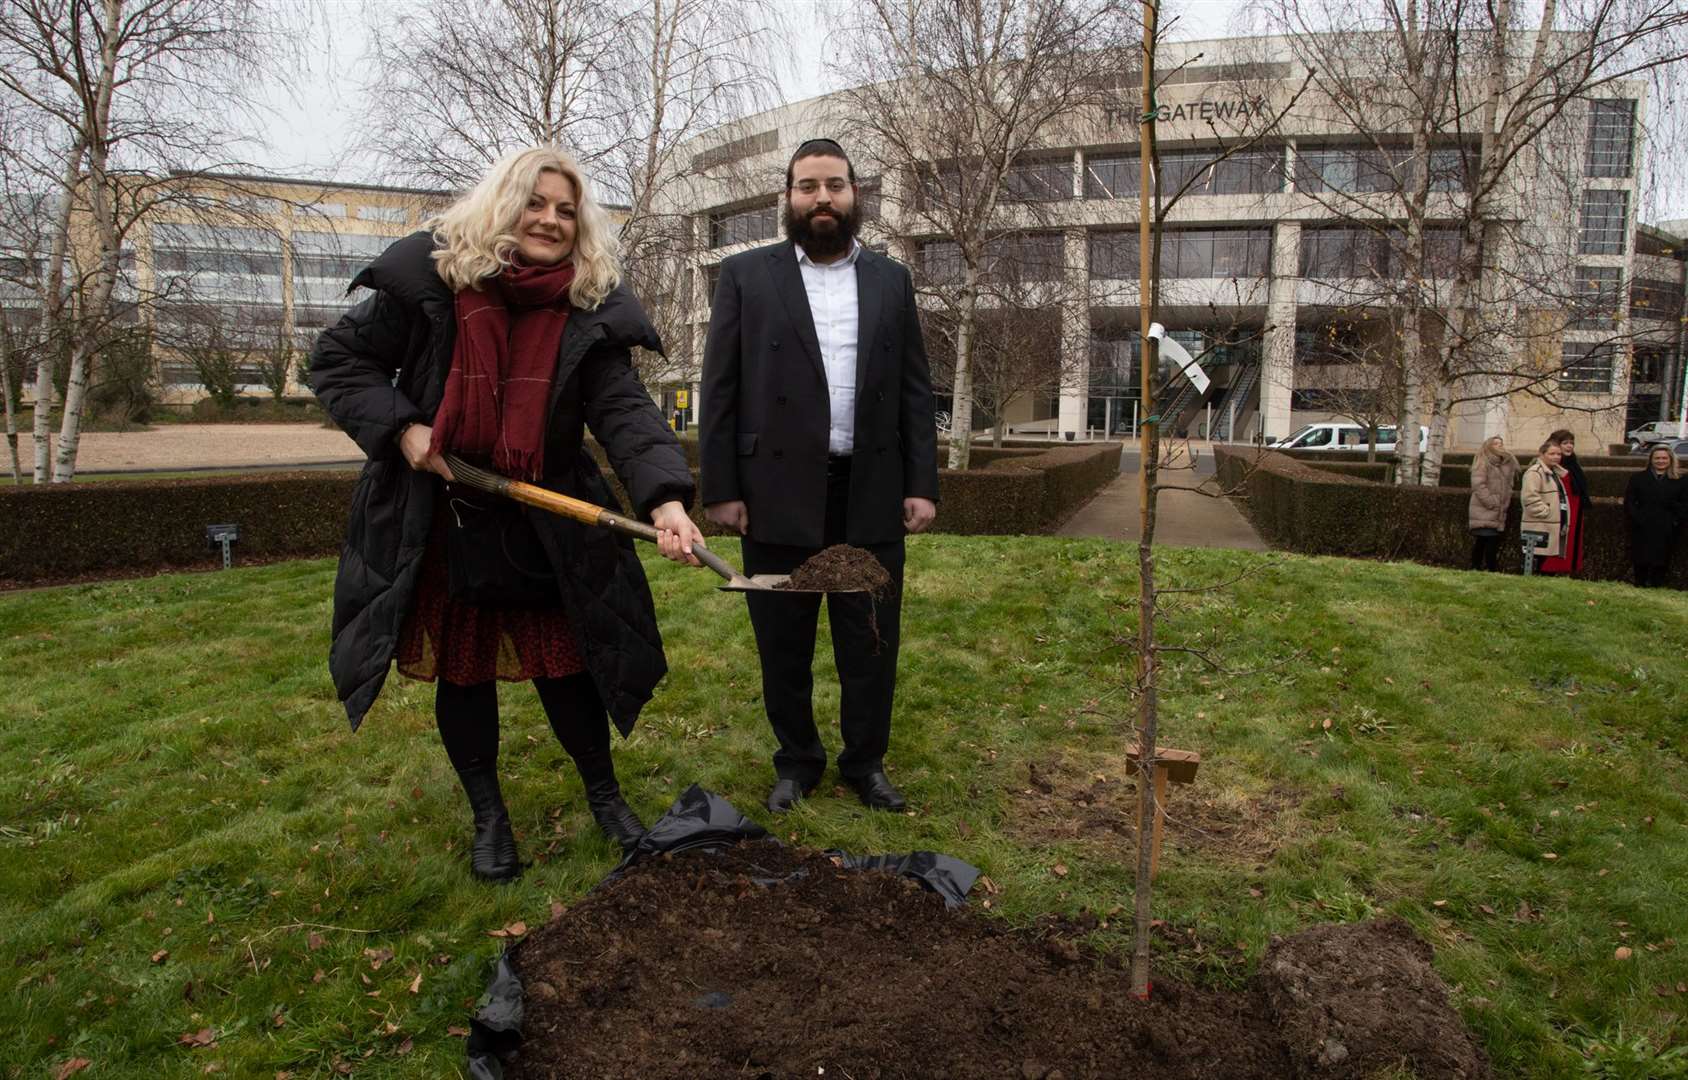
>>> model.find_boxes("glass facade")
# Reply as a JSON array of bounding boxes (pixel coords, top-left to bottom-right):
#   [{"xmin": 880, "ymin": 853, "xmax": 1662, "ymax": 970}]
[
  {"xmin": 708, "ymin": 200, "xmax": 778, "ymax": 248},
  {"xmin": 1559, "ymin": 342, "xmax": 1615, "ymax": 393},
  {"xmin": 1578, "ymin": 189, "xmax": 1629, "ymax": 255},
  {"xmin": 1585, "ymin": 100, "xmax": 1636, "ymax": 179}
]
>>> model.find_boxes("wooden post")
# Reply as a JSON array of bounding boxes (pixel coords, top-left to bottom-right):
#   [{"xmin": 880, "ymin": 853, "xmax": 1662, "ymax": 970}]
[{"xmin": 1127, "ymin": 745, "xmax": 1201, "ymax": 880}]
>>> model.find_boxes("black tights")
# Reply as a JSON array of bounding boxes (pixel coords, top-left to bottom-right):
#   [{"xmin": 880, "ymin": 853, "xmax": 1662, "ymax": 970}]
[
  {"xmin": 1470, "ymin": 533, "xmax": 1501, "ymax": 572},
  {"xmin": 434, "ymin": 673, "xmax": 611, "ymax": 774}
]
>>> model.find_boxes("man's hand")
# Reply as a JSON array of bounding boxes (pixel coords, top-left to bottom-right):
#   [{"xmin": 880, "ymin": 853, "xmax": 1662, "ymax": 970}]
[
  {"xmin": 903, "ymin": 496, "xmax": 936, "ymax": 534},
  {"xmin": 399, "ymin": 423, "xmax": 454, "ymax": 481},
  {"xmin": 651, "ymin": 501, "xmax": 704, "ymax": 566},
  {"xmin": 705, "ymin": 500, "xmax": 750, "ymax": 536}
]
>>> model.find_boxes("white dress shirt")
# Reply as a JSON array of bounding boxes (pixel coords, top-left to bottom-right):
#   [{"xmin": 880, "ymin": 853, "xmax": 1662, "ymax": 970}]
[{"xmin": 795, "ymin": 240, "xmax": 861, "ymax": 455}]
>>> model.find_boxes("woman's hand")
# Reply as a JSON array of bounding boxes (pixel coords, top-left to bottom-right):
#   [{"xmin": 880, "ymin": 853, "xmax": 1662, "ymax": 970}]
[
  {"xmin": 399, "ymin": 423, "xmax": 454, "ymax": 481},
  {"xmin": 651, "ymin": 501, "xmax": 704, "ymax": 566}
]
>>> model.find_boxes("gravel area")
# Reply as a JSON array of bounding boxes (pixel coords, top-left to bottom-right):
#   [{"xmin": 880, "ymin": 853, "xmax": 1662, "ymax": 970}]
[{"xmin": 26, "ymin": 423, "xmax": 365, "ymax": 473}]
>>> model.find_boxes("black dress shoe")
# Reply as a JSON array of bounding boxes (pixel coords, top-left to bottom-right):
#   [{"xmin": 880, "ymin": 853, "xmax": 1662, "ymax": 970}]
[
  {"xmin": 587, "ymin": 793, "xmax": 648, "ymax": 854},
  {"xmin": 767, "ymin": 777, "xmax": 816, "ymax": 813},
  {"xmin": 846, "ymin": 771, "xmax": 907, "ymax": 811}
]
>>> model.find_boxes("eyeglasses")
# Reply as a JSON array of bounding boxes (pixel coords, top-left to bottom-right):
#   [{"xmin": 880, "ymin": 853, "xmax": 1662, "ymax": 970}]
[{"xmin": 791, "ymin": 178, "xmax": 852, "ymax": 195}]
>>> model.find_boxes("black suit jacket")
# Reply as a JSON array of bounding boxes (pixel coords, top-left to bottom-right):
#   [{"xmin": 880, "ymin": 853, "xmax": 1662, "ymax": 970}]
[{"xmin": 700, "ymin": 240, "xmax": 939, "ymax": 548}]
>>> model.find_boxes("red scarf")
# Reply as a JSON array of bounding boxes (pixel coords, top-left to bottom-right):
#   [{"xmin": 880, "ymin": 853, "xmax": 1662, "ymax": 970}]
[{"xmin": 430, "ymin": 259, "xmax": 576, "ymax": 480}]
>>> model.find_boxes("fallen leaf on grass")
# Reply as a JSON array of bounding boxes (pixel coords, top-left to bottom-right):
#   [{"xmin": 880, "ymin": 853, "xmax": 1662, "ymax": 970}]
[
  {"xmin": 1432, "ymin": 899, "xmax": 1448, "ymax": 908},
  {"xmin": 447, "ymin": 1025, "xmax": 471, "ymax": 1038},
  {"xmin": 363, "ymin": 946, "xmax": 394, "ymax": 970},
  {"xmin": 397, "ymin": 1038, "xmax": 413, "ymax": 1055},
  {"xmin": 1614, "ymin": 946, "xmax": 1633, "ymax": 961},
  {"xmin": 54, "ymin": 1059, "xmax": 92, "ymax": 1079},
  {"xmin": 550, "ymin": 901, "xmax": 565, "ymax": 920},
  {"xmin": 151, "ymin": 949, "xmax": 170, "ymax": 964},
  {"xmin": 1479, "ymin": 904, "xmax": 1496, "ymax": 916},
  {"xmin": 1541, "ymin": 852, "xmax": 1559, "ymax": 861},
  {"xmin": 408, "ymin": 971, "xmax": 423, "ymax": 994},
  {"xmin": 487, "ymin": 921, "xmax": 528, "ymax": 939},
  {"xmin": 1050, "ymin": 863, "xmax": 1068, "ymax": 879},
  {"xmin": 179, "ymin": 1028, "xmax": 217, "ymax": 1048},
  {"xmin": 306, "ymin": 932, "xmax": 325, "ymax": 951}
]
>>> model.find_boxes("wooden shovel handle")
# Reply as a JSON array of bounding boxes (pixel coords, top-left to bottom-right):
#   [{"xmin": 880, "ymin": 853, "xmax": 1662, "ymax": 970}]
[{"xmin": 442, "ymin": 453, "xmax": 746, "ymax": 586}]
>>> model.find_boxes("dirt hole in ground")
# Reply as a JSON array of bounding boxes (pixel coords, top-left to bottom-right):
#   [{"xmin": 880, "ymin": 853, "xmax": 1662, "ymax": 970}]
[
  {"xmin": 503, "ymin": 843, "xmax": 1488, "ymax": 1080},
  {"xmin": 1006, "ymin": 754, "xmax": 1298, "ymax": 864}
]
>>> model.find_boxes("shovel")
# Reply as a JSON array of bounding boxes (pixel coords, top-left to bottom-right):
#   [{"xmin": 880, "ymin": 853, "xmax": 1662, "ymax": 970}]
[{"xmin": 442, "ymin": 454, "xmax": 818, "ymax": 593}]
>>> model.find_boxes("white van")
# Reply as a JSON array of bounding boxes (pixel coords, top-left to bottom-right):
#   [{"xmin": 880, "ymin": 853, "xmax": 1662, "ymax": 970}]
[
  {"xmin": 1626, "ymin": 420, "xmax": 1688, "ymax": 451},
  {"xmin": 1272, "ymin": 422, "xmax": 1428, "ymax": 452}
]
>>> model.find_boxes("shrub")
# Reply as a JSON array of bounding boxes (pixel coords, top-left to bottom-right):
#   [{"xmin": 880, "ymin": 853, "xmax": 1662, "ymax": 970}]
[
  {"xmin": 1215, "ymin": 447, "xmax": 1685, "ymax": 586},
  {"xmin": 1, "ymin": 442, "xmax": 1123, "ymax": 586}
]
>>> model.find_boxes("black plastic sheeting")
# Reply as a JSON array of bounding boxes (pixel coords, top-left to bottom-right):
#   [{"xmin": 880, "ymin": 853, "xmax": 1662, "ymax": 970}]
[{"xmin": 466, "ymin": 783, "xmax": 980, "ymax": 1079}]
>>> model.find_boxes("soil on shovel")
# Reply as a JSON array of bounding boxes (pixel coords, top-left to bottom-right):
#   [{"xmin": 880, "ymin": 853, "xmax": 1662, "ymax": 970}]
[
  {"xmin": 503, "ymin": 844, "xmax": 1488, "ymax": 1080},
  {"xmin": 777, "ymin": 544, "xmax": 892, "ymax": 596}
]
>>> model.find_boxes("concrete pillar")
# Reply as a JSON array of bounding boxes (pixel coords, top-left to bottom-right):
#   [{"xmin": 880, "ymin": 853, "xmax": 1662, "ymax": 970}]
[
  {"xmin": 1261, "ymin": 221, "xmax": 1300, "ymax": 441},
  {"xmin": 1058, "ymin": 226, "xmax": 1091, "ymax": 438}
]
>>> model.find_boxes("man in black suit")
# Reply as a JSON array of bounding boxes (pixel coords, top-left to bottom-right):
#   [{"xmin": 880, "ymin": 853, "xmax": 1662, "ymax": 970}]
[{"xmin": 700, "ymin": 138, "xmax": 939, "ymax": 813}]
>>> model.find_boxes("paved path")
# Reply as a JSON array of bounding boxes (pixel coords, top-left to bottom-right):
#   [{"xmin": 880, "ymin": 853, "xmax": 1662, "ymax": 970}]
[
  {"xmin": 34, "ymin": 424, "xmax": 363, "ymax": 473},
  {"xmin": 1057, "ymin": 447, "xmax": 1266, "ymax": 551}
]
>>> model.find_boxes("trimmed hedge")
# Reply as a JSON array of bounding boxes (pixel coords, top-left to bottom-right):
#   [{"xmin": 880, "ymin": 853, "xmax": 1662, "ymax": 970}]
[
  {"xmin": 1279, "ymin": 449, "xmax": 1639, "ymax": 469},
  {"xmin": 1299, "ymin": 460, "xmax": 1639, "ymax": 498},
  {"xmin": 1215, "ymin": 447, "xmax": 1686, "ymax": 587},
  {"xmin": 1, "ymin": 471, "xmax": 358, "ymax": 583},
  {"xmin": 2, "ymin": 443, "xmax": 1122, "ymax": 584}
]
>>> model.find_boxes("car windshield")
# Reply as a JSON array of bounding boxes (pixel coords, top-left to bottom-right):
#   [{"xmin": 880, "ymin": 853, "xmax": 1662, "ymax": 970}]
[
  {"xmin": 1282, "ymin": 425, "xmax": 1315, "ymax": 444},
  {"xmin": 1297, "ymin": 428, "xmax": 1332, "ymax": 447}
]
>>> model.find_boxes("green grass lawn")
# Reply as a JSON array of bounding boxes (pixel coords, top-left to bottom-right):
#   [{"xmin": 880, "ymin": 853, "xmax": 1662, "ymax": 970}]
[{"xmin": 2, "ymin": 538, "xmax": 1685, "ymax": 1079}]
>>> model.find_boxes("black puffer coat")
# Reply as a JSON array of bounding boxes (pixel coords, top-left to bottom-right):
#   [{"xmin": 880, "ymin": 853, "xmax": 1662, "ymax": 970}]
[{"xmin": 308, "ymin": 231, "xmax": 694, "ymax": 735}]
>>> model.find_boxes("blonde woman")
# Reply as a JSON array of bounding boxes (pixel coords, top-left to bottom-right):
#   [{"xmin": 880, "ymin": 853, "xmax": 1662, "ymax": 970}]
[
  {"xmin": 1519, "ymin": 440, "xmax": 1569, "ymax": 574},
  {"xmin": 310, "ymin": 147, "xmax": 705, "ymax": 882},
  {"xmin": 1466, "ymin": 435, "xmax": 1518, "ymax": 571},
  {"xmin": 1624, "ymin": 443, "xmax": 1686, "ymax": 587}
]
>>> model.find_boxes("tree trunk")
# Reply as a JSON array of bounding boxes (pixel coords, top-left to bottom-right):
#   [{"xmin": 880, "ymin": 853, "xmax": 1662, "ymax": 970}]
[
  {"xmin": 31, "ymin": 352, "xmax": 55, "ymax": 484},
  {"xmin": 1, "ymin": 318, "xmax": 19, "ymax": 484},
  {"xmin": 1420, "ymin": 384, "xmax": 1453, "ymax": 487},
  {"xmin": 1130, "ymin": 2, "xmax": 1160, "ymax": 1000},
  {"xmin": 1392, "ymin": 352, "xmax": 1421, "ymax": 486},
  {"xmin": 945, "ymin": 274, "xmax": 978, "ymax": 471},
  {"xmin": 53, "ymin": 0, "xmax": 125, "ymax": 483}
]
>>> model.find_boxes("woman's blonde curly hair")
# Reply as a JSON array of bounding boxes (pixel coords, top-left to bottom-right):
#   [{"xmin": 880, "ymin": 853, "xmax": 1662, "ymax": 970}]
[{"xmin": 428, "ymin": 146, "xmax": 621, "ymax": 308}]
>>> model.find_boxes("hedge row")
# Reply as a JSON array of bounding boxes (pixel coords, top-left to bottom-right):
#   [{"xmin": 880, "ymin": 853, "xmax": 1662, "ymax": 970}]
[
  {"xmin": 1, "ymin": 443, "xmax": 1121, "ymax": 584},
  {"xmin": 1300, "ymin": 460, "xmax": 1643, "ymax": 499},
  {"xmin": 1215, "ymin": 447, "xmax": 1686, "ymax": 586},
  {"xmin": 1278, "ymin": 449, "xmax": 1639, "ymax": 469}
]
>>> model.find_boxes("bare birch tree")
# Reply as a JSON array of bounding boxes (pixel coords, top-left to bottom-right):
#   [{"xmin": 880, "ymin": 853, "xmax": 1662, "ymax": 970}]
[
  {"xmin": 838, "ymin": 0, "xmax": 1134, "ymax": 470},
  {"xmin": 1250, "ymin": 0, "xmax": 1688, "ymax": 485},
  {"xmin": 359, "ymin": 0, "xmax": 781, "ymax": 383},
  {"xmin": 0, "ymin": 0, "xmax": 294, "ymax": 481}
]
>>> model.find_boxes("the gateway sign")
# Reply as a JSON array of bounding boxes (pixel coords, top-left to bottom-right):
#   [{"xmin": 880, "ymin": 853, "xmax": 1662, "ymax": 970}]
[{"xmin": 1103, "ymin": 97, "xmax": 1269, "ymax": 128}]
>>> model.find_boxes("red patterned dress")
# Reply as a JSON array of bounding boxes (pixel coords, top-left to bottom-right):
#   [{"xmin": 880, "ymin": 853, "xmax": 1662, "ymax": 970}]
[{"xmin": 395, "ymin": 501, "xmax": 584, "ymax": 685}]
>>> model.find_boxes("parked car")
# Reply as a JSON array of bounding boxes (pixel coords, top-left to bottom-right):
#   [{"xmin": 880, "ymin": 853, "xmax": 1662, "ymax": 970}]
[
  {"xmin": 1626, "ymin": 420, "xmax": 1688, "ymax": 451},
  {"xmin": 1271, "ymin": 422, "xmax": 1428, "ymax": 453}
]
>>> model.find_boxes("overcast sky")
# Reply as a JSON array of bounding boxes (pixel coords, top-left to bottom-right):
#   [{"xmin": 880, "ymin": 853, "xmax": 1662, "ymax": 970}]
[{"xmin": 254, "ymin": 0, "xmax": 1684, "ymax": 223}]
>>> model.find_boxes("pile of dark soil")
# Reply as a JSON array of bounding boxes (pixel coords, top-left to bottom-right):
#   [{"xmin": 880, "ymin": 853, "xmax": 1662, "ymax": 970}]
[
  {"xmin": 502, "ymin": 843, "xmax": 1488, "ymax": 1080},
  {"xmin": 778, "ymin": 544, "xmax": 892, "ymax": 595}
]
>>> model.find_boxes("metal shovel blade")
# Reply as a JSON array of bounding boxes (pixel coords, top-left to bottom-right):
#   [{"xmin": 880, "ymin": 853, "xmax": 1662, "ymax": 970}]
[{"xmin": 715, "ymin": 573, "xmax": 864, "ymax": 594}]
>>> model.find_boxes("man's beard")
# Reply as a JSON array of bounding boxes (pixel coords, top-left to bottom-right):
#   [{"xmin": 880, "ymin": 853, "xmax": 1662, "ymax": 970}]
[{"xmin": 784, "ymin": 201, "xmax": 859, "ymax": 260}]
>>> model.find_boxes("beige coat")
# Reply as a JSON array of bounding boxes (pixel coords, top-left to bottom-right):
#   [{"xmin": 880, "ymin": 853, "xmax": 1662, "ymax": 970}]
[
  {"xmin": 1468, "ymin": 453, "xmax": 1520, "ymax": 531},
  {"xmin": 1520, "ymin": 461, "xmax": 1567, "ymax": 558}
]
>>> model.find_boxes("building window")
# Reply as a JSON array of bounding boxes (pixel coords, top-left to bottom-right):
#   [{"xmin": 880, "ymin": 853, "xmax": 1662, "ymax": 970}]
[
  {"xmin": 704, "ymin": 264, "xmax": 722, "ymax": 303},
  {"xmin": 1089, "ymin": 230, "xmax": 1137, "ymax": 279},
  {"xmin": 1630, "ymin": 277, "xmax": 1683, "ymax": 321},
  {"xmin": 1084, "ymin": 154, "xmax": 1138, "ymax": 199},
  {"xmin": 356, "ymin": 205, "xmax": 409, "ymax": 223},
  {"xmin": 708, "ymin": 201, "xmax": 777, "ymax": 249},
  {"xmin": 1004, "ymin": 157, "xmax": 1072, "ymax": 202},
  {"xmin": 1559, "ymin": 342, "xmax": 1615, "ymax": 393},
  {"xmin": 150, "ymin": 223, "xmax": 286, "ymax": 302},
  {"xmin": 857, "ymin": 179, "xmax": 882, "ymax": 222},
  {"xmin": 1299, "ymin": 226, "xmax": 1461, "ymax": 279},
  {"xmin": 1295, "ymin": 144, "xmax": 1468, "ymax": 194},
  {"xmin": 1585, "ymin": 99, "xmax": 1636, "ymax": 178},
  {"xmin": 988, "ymin": 232, "xmax": 1064, "ymax": 281},
  {"xmin": 1160, "ymin": 148, "xmax": 1283, "ymax": 196},
  {"xmin": 1632, "ymin": 347, "xmax": 1672, "ymax": 384},
  {"xmin": 1578, "ymin": 189, "xmax": 1628, "ymax": 255},
  {"xmin": 916, "ymin": 239, "xmax": 962, "ymax": 285},
  {"xmin": 290, "ymin": 231, "xmax": 391, "ymax": 306},
  {"xmin": 1572, "ymin": 266, "xmax": 1622, "ymax": 330}
]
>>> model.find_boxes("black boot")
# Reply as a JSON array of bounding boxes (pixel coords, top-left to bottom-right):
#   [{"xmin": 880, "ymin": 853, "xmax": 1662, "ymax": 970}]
[
  {"xmin": 456, "ymin": 766, "xmax": 521, "ymax": 882},
  {"xmin": 582, "ymin": 773, "xmax": 647, "ymax": 853},
  {"xmin": 537, "ymin": 674, "xmax": 647, "ymax": 853}
]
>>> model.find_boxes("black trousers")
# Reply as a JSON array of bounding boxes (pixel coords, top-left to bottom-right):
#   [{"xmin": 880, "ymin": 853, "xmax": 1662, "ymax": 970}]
[
  {"xmin": 1469, "ymin": 532, "xmax": 1501, "ymax": 571},
  {"xmin": 1634, "ymin": 562, "xmax": 1670, "ymax": 588},
  {"xmin": 741, "ymin": 461, "xmax": 905, "ymax": 785}
]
